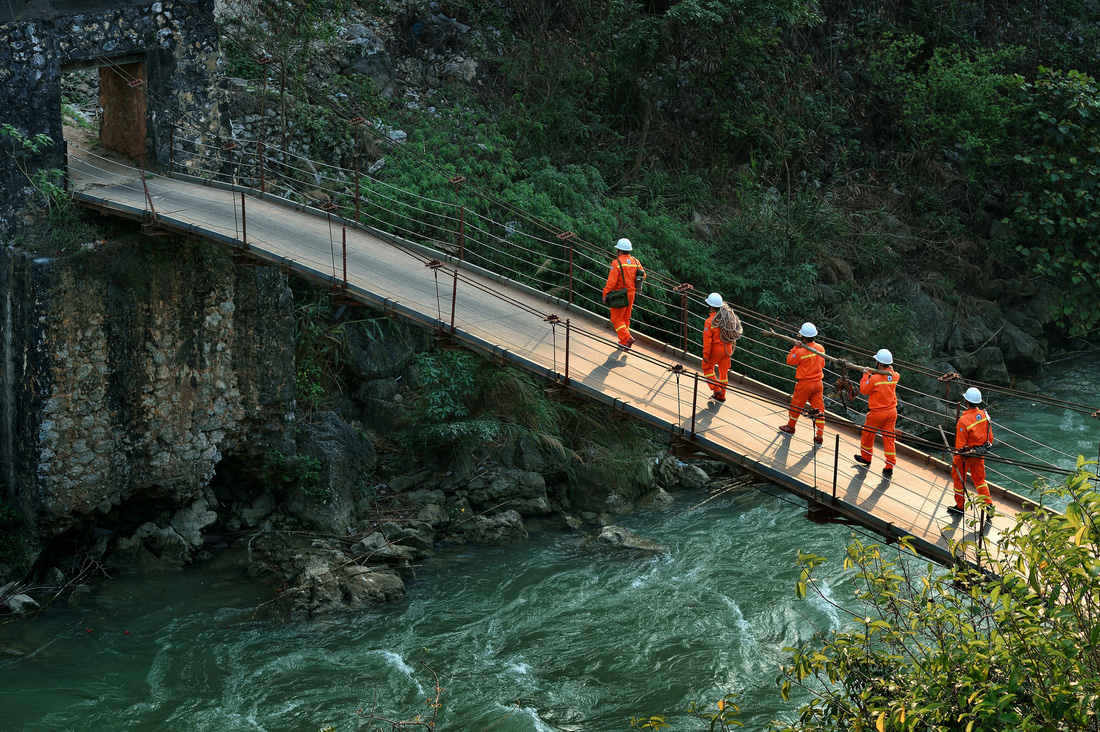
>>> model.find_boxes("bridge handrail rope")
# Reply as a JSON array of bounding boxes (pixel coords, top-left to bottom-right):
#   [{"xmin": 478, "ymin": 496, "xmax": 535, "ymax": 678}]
[
  {"xmin": 47, "ymin": 0, "xmax": 1097, "ymax": 489},
  {"xmin": 70, "ymin": 129, "xmax": 1091, "ymax": 484}
]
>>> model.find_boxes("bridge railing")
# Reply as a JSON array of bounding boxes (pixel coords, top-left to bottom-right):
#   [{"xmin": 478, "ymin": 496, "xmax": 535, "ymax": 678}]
[{"xmin": 63, "ymin": 107, "xmax": 1098, "ymax": 503}]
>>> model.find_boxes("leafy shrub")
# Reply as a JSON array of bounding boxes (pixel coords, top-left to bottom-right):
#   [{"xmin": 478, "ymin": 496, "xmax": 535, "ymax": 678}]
[
  {"xmin": 293, "ymin": 292, "xmax": 346, "ymax": 410},
  {"xmin": 866, "ymin": 34, "xmax": 1027, "ymax": 163},
  {"xmin": 264, "ymin": 450, "xmax": 326, "ymax": 503},
  {"xmin": 1008, "ymin": 68, "xmax": 1100, "ymax": 336},
  {"xmin": 780, "ymin": 466, "xmax": 1100, "ymax": 731}
]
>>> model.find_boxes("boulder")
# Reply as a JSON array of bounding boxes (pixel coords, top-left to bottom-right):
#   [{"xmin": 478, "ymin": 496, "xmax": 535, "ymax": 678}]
[
  {"xmin": 515, "ymin": 434, "xmax": 547, "ymax": 473},
  {"xmin": 947, "ymin": 315, "xmax": 998, "ymax": 353},
  {"xmin": 240, "ymin": 493, "xmax": 276, "ymax": 528},
  {"xmin": 656, "ymin": 457, "xmax": 709, "ymax": 491},
  {"xmin": 381, "ymin": 520, "xmax": 435, "ymax": 552},
  {"xmin": 169, "ymin": 497, "xmax": 218, "ymax": 547},
  {"xmin": 467, "ymin": 469, "xmax": 549, "ymax": 516},
  {"xmin": 288, "ymin": 412, "xmax": 377, "ymax": 534},
  {"xmin": 400, "ymin": 488, "xmax": 447, "ymax": 507},
  {"xmin": 953, "ymin": 346, "xmax": 1011, "ymax": 385},
  {"xmin": 277, "ymin": 548, "xmax": 405, "ymax": 619},
  {"xmin": 442, "ymin": 58, "xmax": 477, "ymax": 84},
  {"xmin": 343, "ymin": 319, "xmax": 427, "ymax": 381},
  {"xmin": 580, "ymin": 525, "xmax": 666, "ymax": 555},
  {"xmin": 343, "ymin": 28, "xmax": 395, "ymax": 98},
  {"xmin": 106, "ymin": 525, "xmax": 191, "ymax": 573},
  {"xmin": 416, "ymin": 503, "xmax": 450, "ymax": 527},
  {"xmin": 1018, "ymin": 281, "xmax": 1061, "ymax": 328},
  {"xmin": 895, "ymin": 280, "xmax": 952, "ymax": 352},
  {"xmin": 998, "ymin": 321, "xmax": 1047, "ymax": 372},
  {"xmin": 464, "ymin": 510, "xmax": 527, "ymax": 545},
  {"xmin": 5, "ymin": 594, "xmax": 39, "ymax": 615},
  {"xmin": 388, "ymin": 469, "xmax": 433, "ymax": 494}
]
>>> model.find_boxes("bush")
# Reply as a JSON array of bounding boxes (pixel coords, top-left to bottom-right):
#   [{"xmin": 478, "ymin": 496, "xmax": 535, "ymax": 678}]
[
  {"xmin": 1008, "ymin": 68, "xmax": 1100, "ymax": 336},
  {"xmin": 779, "ymin": 465, "xmax": 1100, "ymax": 731}
]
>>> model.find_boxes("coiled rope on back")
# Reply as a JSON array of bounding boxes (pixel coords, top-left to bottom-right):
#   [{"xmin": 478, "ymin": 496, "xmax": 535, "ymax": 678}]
[{"xmin": 715, "ymin": 304, "xmax": 743, "ymax": 345}]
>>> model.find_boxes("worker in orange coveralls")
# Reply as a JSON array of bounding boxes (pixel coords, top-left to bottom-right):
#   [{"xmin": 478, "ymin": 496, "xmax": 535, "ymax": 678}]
[
  {"xmin": 949, "ymin": 387, "xmax": 994, "ymax": 519},
  {"xmin": 778, "ymin": 322, "xmax": 825, "ymax": 444},
  {"xmin": 601, "ymin": 238, "xmax": 646, "ymax": 349},
  {"xmin": 853, "ymin": 348, "xmax": 900, "ymax": 478},
  {"xmin": 701, "ymin": 292, "xmax": 740, "ymax": 403}
]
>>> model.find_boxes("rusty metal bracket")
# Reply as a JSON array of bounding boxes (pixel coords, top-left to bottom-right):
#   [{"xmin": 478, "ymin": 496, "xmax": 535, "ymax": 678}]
[
  {"xmin": 320, "ymin": 202, "xmax": 339, "ymax": 212},
  {"xmin": 1091, "ymin": 409, "xmax": 1100, "ymax": 419},
  {"xmin": 556, "ymin": 231, "xmax": 576, "ymax": 242},
  {"xmin": 670, "ymin": 435, "xmax": 709, "ymax": 459},
  {"xmin": 257, "ymin": 55, "xmax": 273, "ymax": 65},
  {"xmin": 449, "ymin": 176, "xmax": 466, "ymax": 188},
  {"xmin": 544, "ymin": 314, "xmax": 562, "ymax": 324},
  {"xmin": 672, "ymin": 283, "xmax": 694, "ymax": 294},
  {"xmin": 221, "ymin": 141, "xmax": 239, "ymax": 152},
  {"xmin": 349, "ymin": 116, "xmax": 367, "ymax": 126},
  {"xmin": 938, "ymin": 372, "xmax": 961, "ymax": 383},
  {"xmin": 127, "ymin": 78, "xmax": 144, "ymax": 88},
  {"xmin": 667, "ymin": 363, "xmax": 685, "ymax": 374},
  {"xmin": 425, "ymin": 259, "xmax": 444, "ymax": 270}
]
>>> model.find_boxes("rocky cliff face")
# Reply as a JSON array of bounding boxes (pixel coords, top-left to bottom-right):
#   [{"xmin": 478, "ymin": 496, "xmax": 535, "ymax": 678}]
[{"xmin": 0, "ymin": 239, "xmax": 295, "ymax": 545}]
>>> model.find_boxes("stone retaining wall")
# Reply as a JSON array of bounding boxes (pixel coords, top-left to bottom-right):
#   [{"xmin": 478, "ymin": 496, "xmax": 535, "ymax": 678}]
[{"xmin": 0, "ymin": 241, "xmax": 295, "ymax": 540}]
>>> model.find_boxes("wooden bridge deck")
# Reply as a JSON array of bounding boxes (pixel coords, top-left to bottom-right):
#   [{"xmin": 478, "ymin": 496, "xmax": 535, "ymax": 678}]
[{"xmin": 67, "ymin": 154, "xmax": 1033, "ymax": 566}]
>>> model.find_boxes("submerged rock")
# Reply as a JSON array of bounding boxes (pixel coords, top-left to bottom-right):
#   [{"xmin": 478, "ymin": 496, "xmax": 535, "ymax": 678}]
[
  {"xmin": 581, "ymin": 525, "xmax": 666, "ymax": 555},
  {"xmin": 276, "ymin": 547, "xmax": 405, "ymax": 620},
  {"xmin": 5, "ymin": 594, "xmax": 39, "ymax": 615}
]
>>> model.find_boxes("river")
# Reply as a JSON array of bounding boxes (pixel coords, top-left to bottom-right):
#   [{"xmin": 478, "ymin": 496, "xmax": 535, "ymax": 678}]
[{"xmin": 2, "ymin": 361, "xmax": 1097, "ymax": 731}]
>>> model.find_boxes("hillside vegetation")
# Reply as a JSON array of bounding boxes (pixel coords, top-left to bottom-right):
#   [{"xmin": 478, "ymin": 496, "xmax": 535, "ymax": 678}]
[{"xmin": 219, "ymin": 0, "xmax": 1099, "ymax": 377}]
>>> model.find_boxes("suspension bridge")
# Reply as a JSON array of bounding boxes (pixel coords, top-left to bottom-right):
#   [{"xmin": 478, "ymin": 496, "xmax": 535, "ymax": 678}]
[
  {"xmin": 32, "ymin": 0, "xmax": 1096, "ymax": 569},
  {"xmin": 62, "ymin": 129, "xmax": 1099, "ymax": 570}
]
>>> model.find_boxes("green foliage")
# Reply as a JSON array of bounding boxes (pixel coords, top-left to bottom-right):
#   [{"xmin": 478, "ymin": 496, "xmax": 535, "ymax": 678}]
[
  {"xmin": 293, "ymin": 293, "xmax": 346, "ymax": 410},
  {"xmin": 264, "ymin": 450, "xmax": 326, "ymax": 503},
  {"xmin": 401, "ymin": 350, "xmax": 557, "ymax": 462},
  {"xmin": 778, "ymin": 467, "xmax": 1100, "ymax": 731},
  {"xmin": 0, "ymin": 497, "xmax": 26, "ymax": 569},
  {"xmin": 1, "ymin": 123, "xmax": 66, "ymax": 210},
  {"xmin": 835, "ymin": 299, "xmax": 926, "ymax": 366},
  {"xmin": 1008, "ymin": 68, "xmax": 1100, "ymax": 336},
  {"xmin": 866, "ymin": 35, "xmax": 1027, "ymax": 161},
  {"xmin": 223, "ymin": 38, "xmax": 263, "ymax": 79}
]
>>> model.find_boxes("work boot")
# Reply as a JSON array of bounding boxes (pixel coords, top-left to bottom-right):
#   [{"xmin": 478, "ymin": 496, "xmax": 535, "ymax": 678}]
[
  {"xmin": 625, "ymin": 336, "xmax": 636, "ymax": 348},
  {"xmin": 947, "ymin": 505, "xmax": 964, "ymax": 517},
  {"xmin": 813, "ymin": 435, "xmax": 823, "ymax": 445},
  {"xmin": 882, "ymin": 466, "xmax": 893, "ymax": 478},
  {"xmin": 778, "ymin": 425, "xmax": 795, "ymax": 435},
  {"xmin": 713, "ymin": 394, "xmax": 726, "ymax": 403},
  {"xmin": 853, "ymin": 454, "xmax": 871, "ymax": 466}
]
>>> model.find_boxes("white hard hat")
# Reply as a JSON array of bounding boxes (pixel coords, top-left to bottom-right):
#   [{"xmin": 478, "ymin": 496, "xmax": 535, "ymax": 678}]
[
  {"xmin": 615, "ymin": 238, "xmax": 633, "ymax": 251},
  {"xmin": 705, "ymin": 292, "xmax": 723, "ymax": 308},
  {"xmin": 964, "ymin": 387, "xmax": 982, "ymax": 404},
  {"xmin": 799, "ymin": 322, "xmax": 818, "ymax": 338},
  {"xmin": 875, "ymin": 348, "xmax": 893, "ymax": 365}
]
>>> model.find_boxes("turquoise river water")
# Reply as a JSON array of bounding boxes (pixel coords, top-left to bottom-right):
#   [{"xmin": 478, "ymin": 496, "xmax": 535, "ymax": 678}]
[{"xmin": 2, "ymin": 361, "xmax": 1098, "ymax": 731}]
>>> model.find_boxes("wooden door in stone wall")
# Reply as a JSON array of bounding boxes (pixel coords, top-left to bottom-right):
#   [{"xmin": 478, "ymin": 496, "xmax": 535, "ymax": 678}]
[{"xmin": 99, "ymin": 61, "xmax": 147, "ymax": 161}]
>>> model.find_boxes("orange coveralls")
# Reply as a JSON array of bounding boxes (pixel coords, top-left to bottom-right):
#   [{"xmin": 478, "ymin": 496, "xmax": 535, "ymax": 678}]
[
  {"xmin": 786, "ymin": 341, "xmax": 825, "ymax": 438},
  {"xmin": 602, "ymin": 254, "xmax": 646, "ymax": 346},
  {"xmin": 702, "ymin": 312, "xmax": 734, "ymax": 399},
  {"xmin": 953, "ymin": 407, "xmax": 993, "ymax": 509},
  {"xmin": 859, "ymin": 368, "xmax": 899, "ymax": 466}
]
